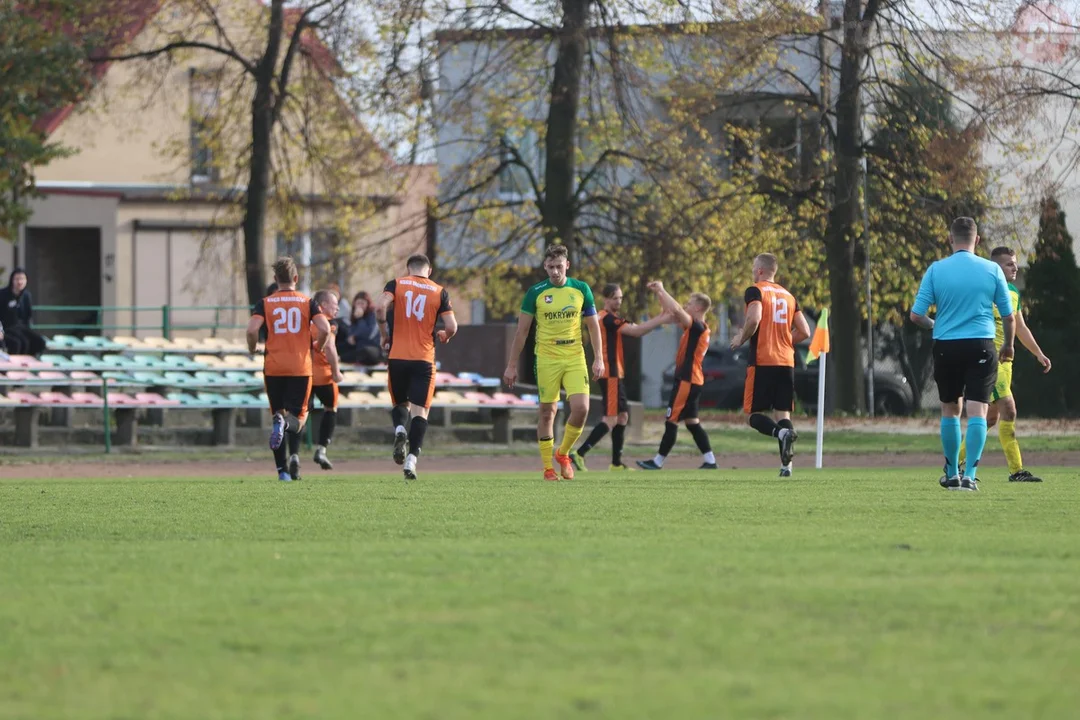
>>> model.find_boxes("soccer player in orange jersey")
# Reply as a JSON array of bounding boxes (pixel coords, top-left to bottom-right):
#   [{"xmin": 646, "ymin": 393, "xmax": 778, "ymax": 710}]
[
  {"xmin": 730, "ymin": 253, "xmax": 811, "ymax": 477},
  {"xmin": 636, "ymin": 281, "xmax": 718, "ymax": 471},
  {"xmin": 309, "ymin": 289, "xmax": 346, "ymax": 471},
  {"xmin": 569, "ymin": 283, "xmax": 668, "ymax": 472},
  {"xmin": 375, "ymin": 254, "xmax": 457, "ymax": 481},
  {"xmin": 247, "ymin": 257, "xmax": 331, "ymax": 482}
]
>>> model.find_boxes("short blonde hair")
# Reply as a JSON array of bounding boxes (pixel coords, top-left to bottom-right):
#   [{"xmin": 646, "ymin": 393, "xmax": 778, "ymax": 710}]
[
  {"xmin": 272, "ymin": 257, "xmax": 298, "ymax": 284},
  {"xmin": 690, "ymin": 292, "xmax": 712, "ymax": 313},
  {"xmin": 753, "ymin": 253, "xmax": 779, "ymax": 275}
]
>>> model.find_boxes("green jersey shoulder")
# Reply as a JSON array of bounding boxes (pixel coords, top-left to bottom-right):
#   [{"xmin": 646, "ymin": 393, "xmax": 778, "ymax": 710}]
[
  {"xmin": 521, "ymin": 278, "xmax": 596, "ymax": 353},
  {"xmin": 521, "ymin": 278, "xmax": 596, "ymax": 317}
]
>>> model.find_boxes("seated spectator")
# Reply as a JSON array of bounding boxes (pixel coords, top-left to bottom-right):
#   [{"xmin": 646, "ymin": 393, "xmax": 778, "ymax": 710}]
[
  {"xmin": 0, "ymin": 268, "xmax": 46, "ymax": 357},
  {"xmin": 338, "ymin": 291, "xmax": 381, "ymax": 365}
]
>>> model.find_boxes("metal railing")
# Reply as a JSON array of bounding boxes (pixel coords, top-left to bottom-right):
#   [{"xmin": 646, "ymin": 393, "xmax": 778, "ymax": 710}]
[{"xmin": 32, "ymin": 305, "xmax": 251, "ymax": 339}]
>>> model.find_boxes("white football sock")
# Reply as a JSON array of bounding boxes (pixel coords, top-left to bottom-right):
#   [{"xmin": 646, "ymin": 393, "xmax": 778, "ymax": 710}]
[
  {"xmin": 703, "ymin": 451, "xmax": 716, "ymax": 464},
  {"xmin": 653, "ymin": 454, "xmax": 666, "ymax": 467}
]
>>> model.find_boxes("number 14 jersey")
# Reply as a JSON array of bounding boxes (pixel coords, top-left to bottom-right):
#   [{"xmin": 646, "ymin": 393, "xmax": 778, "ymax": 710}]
[
  {"xmin": 253, "ymin": 290, "xmax": 322, "ymax": 376},
  {"xmin": 383, "ymin": 276, "xmax": 453, "ymax": 363},
  {"xmin": 744, "ymin": 281, "xmax": 799, "ymax": 367}
]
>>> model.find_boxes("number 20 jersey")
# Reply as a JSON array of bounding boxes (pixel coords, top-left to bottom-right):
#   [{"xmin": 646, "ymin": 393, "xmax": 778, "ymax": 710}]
[
  {"xmin": 383, "ymin": 276, "xmax": 453, "ymax": 363},
  {"xmin": 253, "ymin": 290, "xmax": 321, "ymax": 376},
  {"xmin": 744, "ymin": 281, "xmax": 799, "ymax": 368}
]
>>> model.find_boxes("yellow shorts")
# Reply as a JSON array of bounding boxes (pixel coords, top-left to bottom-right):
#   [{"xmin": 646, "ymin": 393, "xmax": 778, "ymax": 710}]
[
  {"xmin": 992, "ymin": 360, "xmax": 1013, "ymax": 402},
  {"xmin": 535, "ymin": 354, "xmax": 589, "ymax": 404}
]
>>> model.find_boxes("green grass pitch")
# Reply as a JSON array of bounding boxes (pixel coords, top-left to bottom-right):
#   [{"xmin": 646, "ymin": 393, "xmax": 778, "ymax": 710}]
[{"xmin": 2, "ymin": 467, "xmax": 1078, "ymax": 719}]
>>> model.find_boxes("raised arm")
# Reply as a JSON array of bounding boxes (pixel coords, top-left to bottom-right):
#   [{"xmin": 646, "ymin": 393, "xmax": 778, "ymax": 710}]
[
  {"xmin": 648, "ymin": 281, "xmax": 691, "ymax": 328},
  {"xmin": 502, "ymin": 312, "xmax": 534, "ymax": 389}
]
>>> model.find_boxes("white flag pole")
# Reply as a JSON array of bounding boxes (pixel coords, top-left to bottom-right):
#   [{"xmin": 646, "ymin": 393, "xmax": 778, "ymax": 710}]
[{"xmin": 815, "ymin": 351, "xmax": 827, "ymax": 469}]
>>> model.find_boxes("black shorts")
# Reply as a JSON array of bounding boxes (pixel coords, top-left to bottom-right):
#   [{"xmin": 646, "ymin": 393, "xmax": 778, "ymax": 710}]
[
  {"xmin": 388, "ymin": 359, "xmax": 436, "ymax": 409},
  {"xmin": 265, "ymin": 376, "xmax": 313, "ymax": 420},
  {"xmin": 744, "ymin": 365, "xmax": 795, "ymax": 414},
  {"xmin": 933, "ymin": 338, "xmax": 997, "ymax": 404},
  {"xmin": 600, "ymin": 377, "xmax": 629, "ymax": 416},
  {"xmin": 666, "ymin": 379, "xmax": 702, "ymax": 423},
  {"xmin": 309, "ymin": 383, "xmax": 340, "ymax": 412}
]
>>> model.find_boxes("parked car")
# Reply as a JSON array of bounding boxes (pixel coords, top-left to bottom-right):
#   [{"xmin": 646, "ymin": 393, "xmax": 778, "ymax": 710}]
[{"xmin": 661, "ymin": 341, "xmax": 915, "ymax": 415}]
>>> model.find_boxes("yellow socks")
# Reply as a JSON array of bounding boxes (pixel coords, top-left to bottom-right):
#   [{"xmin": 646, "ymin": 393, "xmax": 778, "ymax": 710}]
[
  {"xmin": 558, "ymin": 424, "xmax": 584, "ymax": 456},
  {"xmin": 539, "ymin": 437, "xmax": 554, "ymax": 471},
  {"xmin": 999, "ymin": 420, "xmax": 1023, "ymax": 474}
]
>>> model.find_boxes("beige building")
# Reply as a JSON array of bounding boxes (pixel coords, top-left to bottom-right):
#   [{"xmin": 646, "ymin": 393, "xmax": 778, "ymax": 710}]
[{"xmin": 2, "ymin": 0, "xmax": 438, "ymax": 339}]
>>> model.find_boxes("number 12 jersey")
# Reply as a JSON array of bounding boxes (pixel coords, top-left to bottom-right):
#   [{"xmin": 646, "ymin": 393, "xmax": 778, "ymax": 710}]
[
  {"xmin": 744, "ymin": 281, "xmax": 799, "ymax": 367},
  {"xmin": 383, "ymin": 276, "xmax": 453, "ymax": 363}
]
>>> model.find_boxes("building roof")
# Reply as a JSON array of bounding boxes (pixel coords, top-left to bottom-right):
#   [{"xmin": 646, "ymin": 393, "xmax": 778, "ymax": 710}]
[
  {"xmin": 32, "ymin": 0, "xmax": 162, "ymax": 136},
  {"xmin": 35, "ymin": 0, "xmax": 342, "ymax": 137}
]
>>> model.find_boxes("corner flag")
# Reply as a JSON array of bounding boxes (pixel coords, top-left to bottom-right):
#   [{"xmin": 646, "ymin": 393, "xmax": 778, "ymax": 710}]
[
  {"xmin": 809, "ymin": 308, "xmax": 830, "ymax": 469},
  {"xmin": 808, "ymin": 308, "xmax": 830, "ymax": 363}
]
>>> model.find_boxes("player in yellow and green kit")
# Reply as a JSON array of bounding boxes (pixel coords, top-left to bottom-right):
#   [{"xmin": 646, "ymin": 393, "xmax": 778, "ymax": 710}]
[
  {"xmin": 959, "ymin": 246, "xmax": 1052, "ymax": 482},
  {"xmin": 503, "ymin": 244, "xmax": 605, "ymax": 481}
]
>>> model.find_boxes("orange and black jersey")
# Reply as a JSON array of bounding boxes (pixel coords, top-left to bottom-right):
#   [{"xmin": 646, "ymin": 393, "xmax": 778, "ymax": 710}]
[
  {"xmin": 311, "ymin": 322, "xmax": 337, "ymax": 386},
  {"xmin": 674, "ymin": 319, "xmax": 711, "ymax": 386},
  {"xmin": 744, "ymin": 281, "xmax": 799, "ymax": 367},
  {"xmin": 383, "ymin": 276, "xmax": 453, "ymax": 364},
  {"xmin": 253, "ymin": 291, "xmax": 321, "ymax": 377},
  {"xmin": 598, "ymin": 310, "xmax": 627, "ymax": 379}
]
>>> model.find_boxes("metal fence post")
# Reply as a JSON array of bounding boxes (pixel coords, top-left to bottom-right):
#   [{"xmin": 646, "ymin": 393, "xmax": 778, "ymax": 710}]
[
  {"xmin": 162, "ymin": 305, "xmax": 171, "ymax": 340},
  {"xmin": 102, "ymin": 378, "xmax": 111, "ymax": 454}
]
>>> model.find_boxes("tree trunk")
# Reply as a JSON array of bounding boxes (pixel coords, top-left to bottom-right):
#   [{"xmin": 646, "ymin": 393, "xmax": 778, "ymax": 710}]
[
  {"xmin": 823, "ymin": 0, "xmax": 867, "ymax": 413},
  {"xmin": 243, "ymin": 0, "xmax": 286, "ymax": 307},
  {"xmin": 542, "ymin": 0, "xmax": 591, "ymax": 264}
]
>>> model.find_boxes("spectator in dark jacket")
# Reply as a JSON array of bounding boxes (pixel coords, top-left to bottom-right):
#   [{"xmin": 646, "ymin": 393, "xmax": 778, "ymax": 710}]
[
  {"xmin": 338, "ymin": 291, "xmax": 381, "ymax": 365},
  {"xmin": 0, "ymin": 268, "xmax": 46, "ymax": 356}
]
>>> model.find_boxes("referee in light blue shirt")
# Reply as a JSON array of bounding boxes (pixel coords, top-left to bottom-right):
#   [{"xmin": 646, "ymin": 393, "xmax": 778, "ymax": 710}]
[{"xmin": 910, "ymin": 217, "xmax": 1015, "ymax": 491}]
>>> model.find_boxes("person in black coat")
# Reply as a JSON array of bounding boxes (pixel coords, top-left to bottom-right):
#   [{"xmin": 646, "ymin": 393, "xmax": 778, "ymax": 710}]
[{"xmin": 0, "ymin": 268, "xmax": 47, "ymax": 357}]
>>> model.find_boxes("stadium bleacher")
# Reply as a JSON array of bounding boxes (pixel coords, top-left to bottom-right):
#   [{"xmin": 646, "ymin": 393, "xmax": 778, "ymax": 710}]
[{"xmin": 0, "ymin": 334, "xmax": 541, "ymax": 449}]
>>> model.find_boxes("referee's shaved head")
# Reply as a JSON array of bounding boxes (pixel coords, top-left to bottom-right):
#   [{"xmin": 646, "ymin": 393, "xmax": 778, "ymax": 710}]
[{"xmin": 950, "ymin": 217, "xmax": 978, "ymax": 241}]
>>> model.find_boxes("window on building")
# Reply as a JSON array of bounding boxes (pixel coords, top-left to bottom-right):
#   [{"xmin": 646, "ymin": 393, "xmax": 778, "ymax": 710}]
[
  {"xmin": 497, "ymin": 127, "xmax": 544, "ymax": 198},
  {"xmin": 190, "ymin": 69, "xmax": 221, "ymax": 184},
  {"xmin": 718, "ymin": 114, "xmax": 817, "ymax": 183},
  {"xmin": 717, "ymin": 119, "xmax": 755, "ymax": 179}
]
